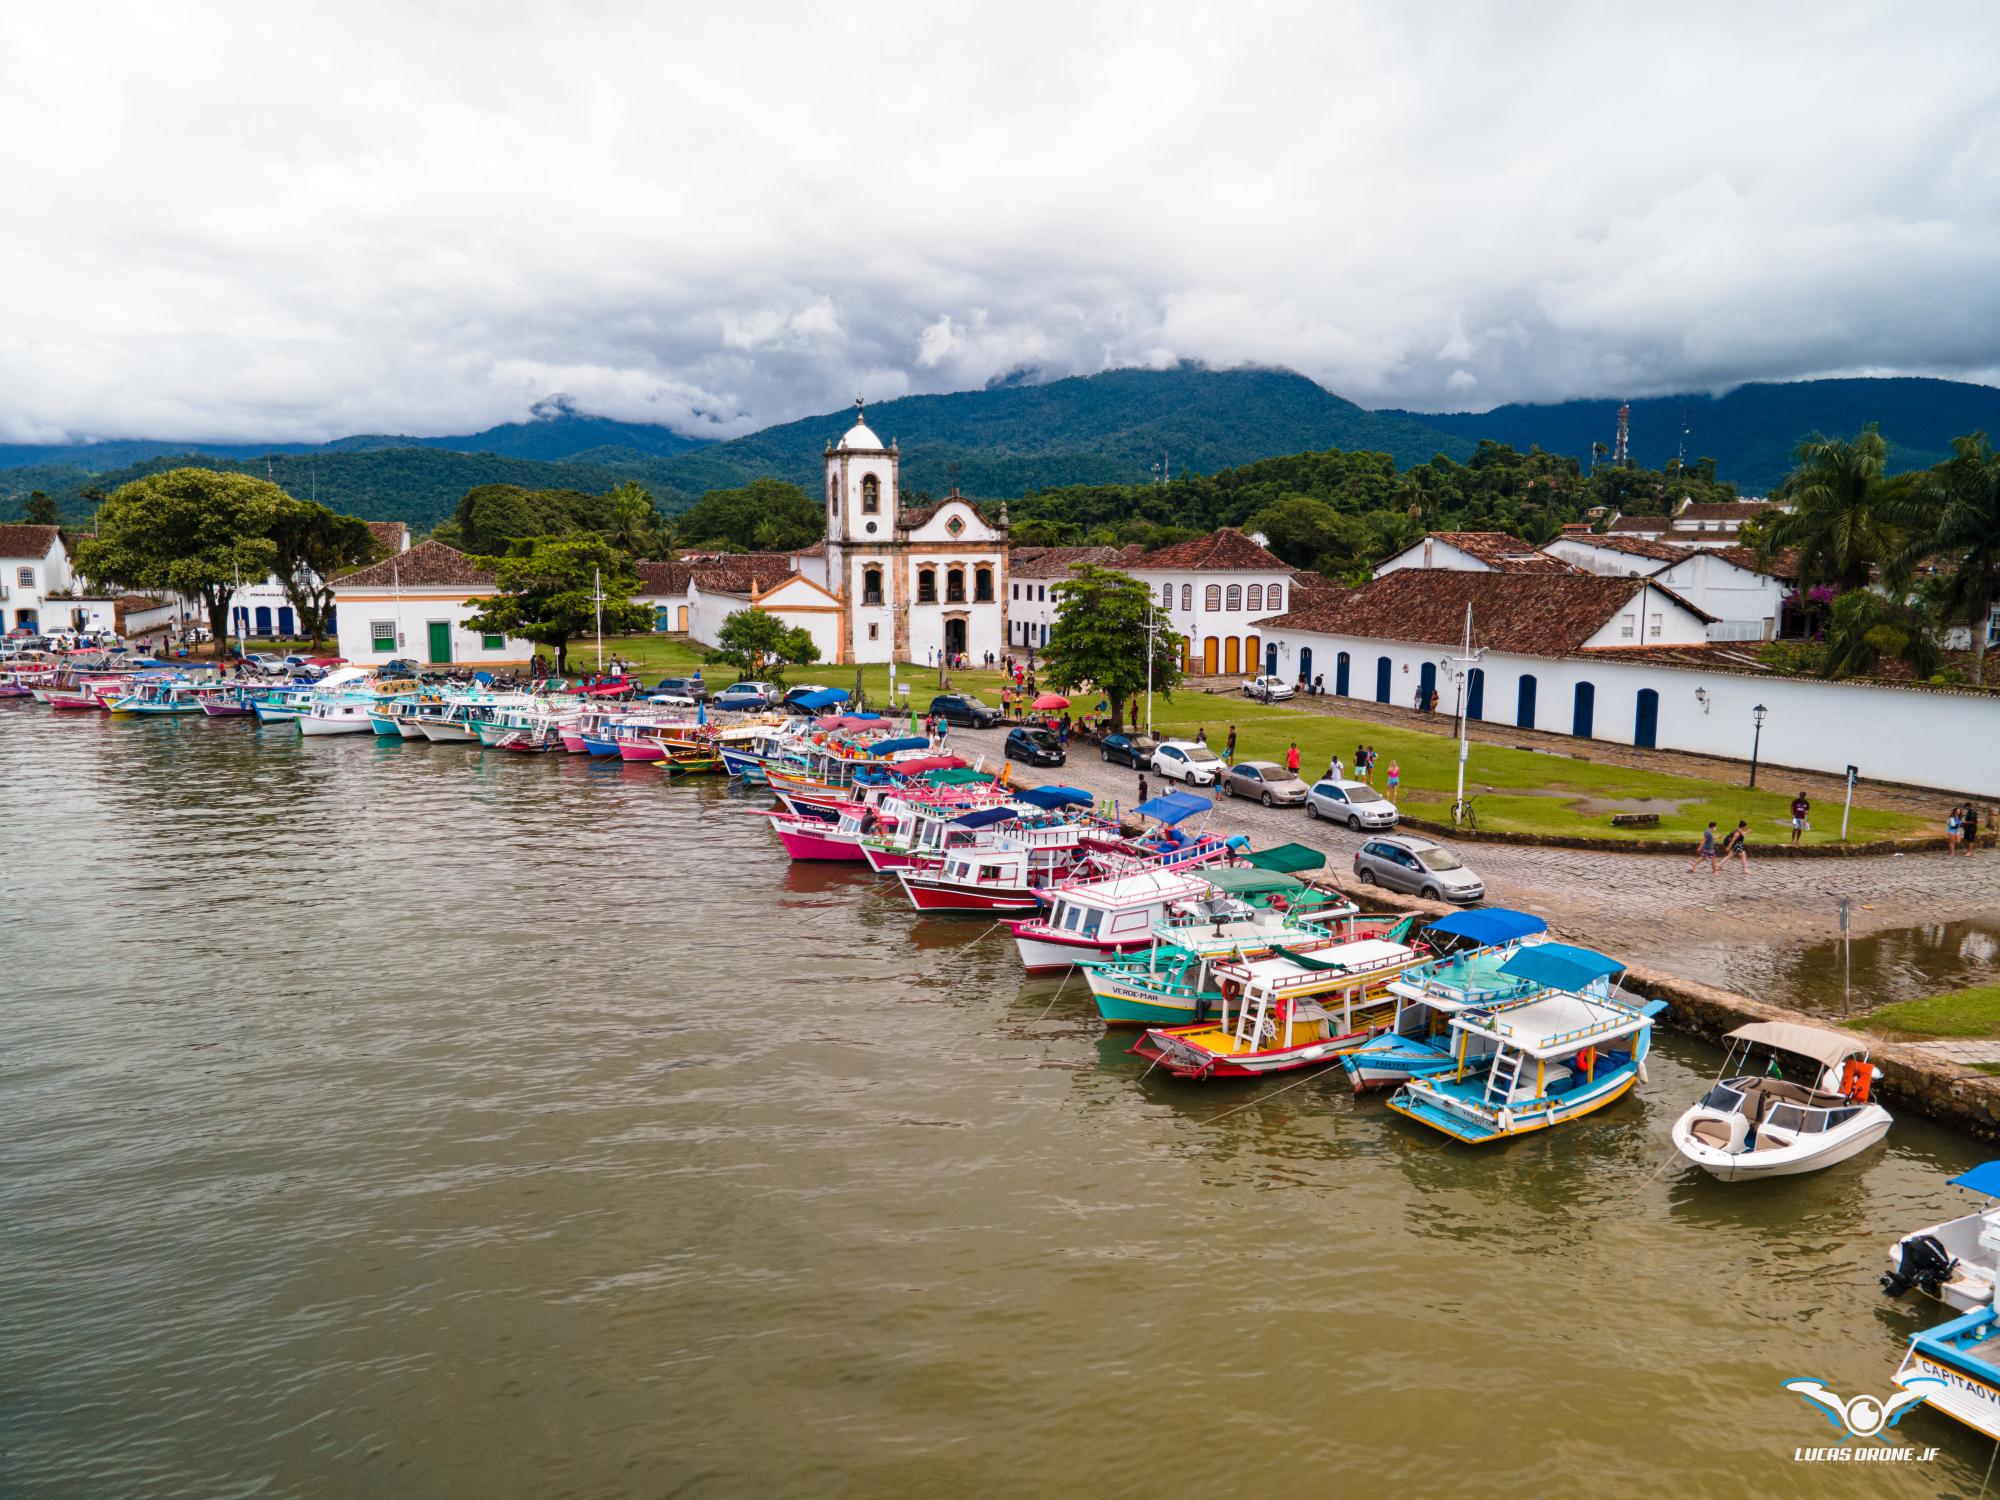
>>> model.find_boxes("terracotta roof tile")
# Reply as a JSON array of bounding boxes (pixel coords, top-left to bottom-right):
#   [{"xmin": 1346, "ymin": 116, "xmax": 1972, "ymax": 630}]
[
  {"xmin": 1557, "ymin": 532, "xmax": 1689, "ymax": 564},
  {"xmin": 1417, "ymin": 531, "xmax": 1577, "ymax": 572},
  {"xmin": 364, "ymin": 520, "xmax": 408, "ymax": 555},
  {"xmin": 335, "ymin": 539, "xmax": 494, "ymax": 589},
  {"xmin": 686, "ymin": 553, "xmax": 796, "ymax": 596},
  {"xmin": 1675, "ymin": 501, "xmax": 1772, "ymax": 522},
  {"xmin": 1607, "ymin": 514, "xmax": 1670, "ymax": 534},
  {"xmin": 1262, "ymin": 569, "xmax": 1713, "ymax": 654},
  {"xmin": 0, "ymin": 523, "xmax": 61, "ymax": 558},
  {"xmin": 1706, "ymin": 545, "xmax": 1800, "ymax": 580},
  {"xmin": 633, "ymin": 559, "xmax": 693, "ymax": 596},
  {"xmin": 1133, "ymin": 526, "xmax": 1289, "ymax": 572},
  {"xmin": 1008, "ymin": 545, "xmax": 1132, "ymax": 579}
]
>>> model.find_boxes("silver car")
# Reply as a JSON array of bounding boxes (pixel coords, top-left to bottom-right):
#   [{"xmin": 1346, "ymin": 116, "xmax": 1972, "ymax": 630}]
[
  {"xmin": 1305, "ymin": 778, "xmax": 1399, "ymax": 830},
  {"xmin": 1352, "ymin": 834, "xmax": 1485, "ymax": 904},
  {"xmin": 1218, "ymin": 760, "xmax": 1309, "ymax": 806}
]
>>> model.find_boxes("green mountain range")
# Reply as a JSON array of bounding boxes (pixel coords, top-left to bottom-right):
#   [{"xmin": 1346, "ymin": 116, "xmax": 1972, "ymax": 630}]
[{"xmin": 6, "ymin": 367, "xmax": 1998, "ymax": 530}]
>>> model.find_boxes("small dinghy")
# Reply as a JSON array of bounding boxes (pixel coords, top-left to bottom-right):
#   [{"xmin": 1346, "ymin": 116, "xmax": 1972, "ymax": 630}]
[
  {"xmin": 1883, "ymin": 1162, "xmax": 2000, "ymax": 1312},
  {"xmin": 1670, "ymin": 1021, "xmax": 1890, "ymax": 1180}
]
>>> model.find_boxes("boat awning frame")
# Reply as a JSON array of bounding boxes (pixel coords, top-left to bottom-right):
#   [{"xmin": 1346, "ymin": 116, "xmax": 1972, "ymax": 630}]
[
  {"xmin": 1199, "ymin": 868, "xmax": 1308, "ymax": 898},
  {"xmin": 952, "ymin": 806, "xmax": 1014, "ymax": 829},
  {"xmin": 792, "ymin": 688, "xmax": 849, "ymax": 711},
  {"xmin": 1724, "ymin": 1021, "xmax": 1870, "ymax": 1070},
  {"xmin": 867, "ymin": 736, "xmax": 928, "ymax": 756},
  {"xmin": 1133, "ymin": 791, "xmax": 1211, "ymax": 826},
  {"xmin": 1241, "ymin": 843, "xmax": 1327, "ymax": 875},
  {"xmin": 1949, "ymin": 1162, "xmax": 2000, "ymax": 1198},
  {"xmin": 1426, "ymin": 908, "xmax": 1548, "ymax": 946},
  {"xmin": 1498, "ymin": 941, "xmax": 1624, "ymax": 994},
  {"xmin": 1015, "ymin": 784, "xmax": 1093, "ymax": 810}
]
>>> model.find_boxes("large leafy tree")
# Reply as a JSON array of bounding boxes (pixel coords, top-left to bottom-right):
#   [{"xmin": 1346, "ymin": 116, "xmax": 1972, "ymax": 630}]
[
  {"xmin": 677, "ymin": 479, "xmax": 822, "ymax": 552},
  {"xmin": 1764, "ymin": 426, "xmax": 1894, "ymax": 593},
  {"xmin": 1888, "ymin": 432, "xmax": 2000, "ymax": 685},
  {"xmin": 73, "ymin": 468, "xmax": 284, "ymax": 651},
  {"xmin": 705, "ymin": 608, "xmax": 820, "ymax": 680},
  {"xmin": 23, "ymin": 491, "xmax": 58, "ymax": 525},
  {"xmin": 268, "ymin": 500, "xmax": 379, "ymax": 648},
  {"xmin": 1043, "ymin": 565, "xmax": 1184, "ymax": 728},
  {"xmin": 465, "ymin": 535, "xmax": 650, "ymax": 673},
  {"xmin": 1822, "ymin": 590, "xmax": 1942, "ymax": 680}
]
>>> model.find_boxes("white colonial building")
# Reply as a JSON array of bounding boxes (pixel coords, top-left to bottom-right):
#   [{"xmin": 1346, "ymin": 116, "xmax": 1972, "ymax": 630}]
[
  {"xmin": 1375, "ymin": 531, "xmax": 1575, "ymax": 578},
  {"xmin": 330, "ymin": 540, "xmax": 534, "ymax": 666},
  {"xmin": 0, "ymin": 523, "xmax": 166, "ymax": 637},
  {"xmin": 228, "ymin": 520, "xmax": 409, "ymax": 641}
]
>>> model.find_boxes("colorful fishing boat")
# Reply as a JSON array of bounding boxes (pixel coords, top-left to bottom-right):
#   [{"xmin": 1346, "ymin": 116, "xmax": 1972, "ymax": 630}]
[
  {"xmin": 1007, "ymin": 867, "xmax": 1223, "ymax": 973},
  {"xmin": 1129, "ymin": 932, "xmax": 1424, "ymax": 1079},
  {"xmin": 1893, "ymin": 1307, "xmax": 2000, "ymax": 1441},
  {"xmin": 1386, "ymin": 943, "xmax": 1659, "ymax": 1144},
  {"xmin": 1342, "ymin": 908, "xmax": 1550, "ymax": 1091}
]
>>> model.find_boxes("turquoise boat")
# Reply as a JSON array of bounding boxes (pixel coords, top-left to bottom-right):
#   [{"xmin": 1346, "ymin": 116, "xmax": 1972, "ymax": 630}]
[
  {"xmin": 1342, "ymin": 908, "xmax": 1549, "ymax": 1092},
  {"xmin": 1386, "ymin": 942, "xmax": 1662, "ymax": 1145},
  {"xmin": 106, "ymin": 677, "xmax": 214, "ymax": 715}
]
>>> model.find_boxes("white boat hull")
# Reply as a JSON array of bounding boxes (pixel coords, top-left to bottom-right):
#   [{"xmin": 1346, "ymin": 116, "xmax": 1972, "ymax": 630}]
[
  {"xmin": 1671, "ymin": 1106, "xmax": 1891, "ymax": 1179},
  {"xmin": 419, "ymin": 721, "xmax": 478, "ymax": 743},
  {"xmin": 298, "ymin": 712, "xmax": 376, "ymax": 737}
]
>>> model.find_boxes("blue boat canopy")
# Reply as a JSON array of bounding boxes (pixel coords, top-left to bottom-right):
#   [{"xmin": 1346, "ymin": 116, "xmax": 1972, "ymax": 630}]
[
  {"xmin": 1951, "ymin": 1162, "xmax": 2000, "ymax": 1198},
  {"xmin": 793, "ymin": 688, "xmax": 849, "ymax": 711},
  {"xmin": 1427, "ymin": 908, "xmax": 1549, "ymax": 946},
  {"xmin": 1498, "ymin": 940, "xmax": 1624, "ymax": 992},
  {"xmin": 1015, "ymin": 784, "xmax": 1092, "ymax": 810},
  {"xmin": 1134, "ymin": 791, "xmax": 1211, "ymax": 826},
  {"xmin": 868, "ymin": 736, "xmax": 929, "ymax": 756},
  {"xmin": 952, "ymin": 806, "xmax": 1015, "ymax": 829}
]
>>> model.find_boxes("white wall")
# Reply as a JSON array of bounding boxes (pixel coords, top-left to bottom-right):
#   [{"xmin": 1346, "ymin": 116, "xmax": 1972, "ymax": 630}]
[
  {"xmin": 2, "ymin": 538, "xmax": 74, "ymax": 631},
  {"xmin": 1264, "ymin": 625, "xmax": 2000, "ymax": 795},
  {"xmin": 1373, "ymin": 539, "xmax": 1491, "ymax": 577},
  {"xmin": 332, "ymin": 590, "xmax": 531, "ymax": 665},
  {"xmin": 1651, "ymin": 552, "xmax": 1785, "ymax": 639},
  {"xmin": 1543, "ymin": 538, "xmax": 1660, "ymax": 577}
]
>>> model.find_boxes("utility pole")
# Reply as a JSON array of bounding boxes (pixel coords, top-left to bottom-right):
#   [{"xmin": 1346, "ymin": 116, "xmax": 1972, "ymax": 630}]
[
  {"xmin": 592, "ymin": 566, "xmax": 605, "ymax": 673},
  {"xmin": 1143, "ymin": 605, "xmax": 1160, "ymax": 739},
  {"xmin": 1448, "ymin": 602, "xmax": 1485, "ymax": 823}
]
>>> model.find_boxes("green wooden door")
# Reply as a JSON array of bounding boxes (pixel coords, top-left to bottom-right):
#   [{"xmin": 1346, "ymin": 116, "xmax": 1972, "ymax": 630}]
[{"xmin": 427, "ymin": 621, "xmax": 452, "ymax": 664}]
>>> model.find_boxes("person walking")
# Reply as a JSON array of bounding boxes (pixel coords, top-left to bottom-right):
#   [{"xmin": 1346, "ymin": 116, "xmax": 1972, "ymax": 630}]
[
  {"xmin": 1137, "ymin": 773, "xmax": 1149, "ymax": 807},
  {"xmin": 1224, "ymin": 724, "xmax": 1237, "ymax": 762},
  {"xmin": 1965, "ymin": 802, "xmax": 1982, "ymax": 855},
  {"xmin": 1948, "ymin": 805, "xmax": 1964, "ymax": 854},
  {"xmin": 1790, "ymin": 791, "xmax": 1811, "ymax": 848},
  {"xmin": 1326, "ymin": 752, "xmax": 1344, "ymax": 782},
  {"xmin": 1285, "ymin": 741, "xmax": 1301, "ymax": 777},
  {"xmin": 1689, "ymin": 820, "xmax": 1720, "ymax": 876},
  {"xmin": 1719, "ymin": 819, "xmax": 1751, "ymax": 875},
  {"xmin": 1385, "ymin": 758, "xmax": 1400, "ymax": 804}
]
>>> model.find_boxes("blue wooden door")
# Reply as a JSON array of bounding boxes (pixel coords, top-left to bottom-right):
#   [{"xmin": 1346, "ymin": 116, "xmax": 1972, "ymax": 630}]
[
  {"xmin": 1573, "ymin": 681, "xmax": 1595, "ymax": 738},
  {"xmin": 1418, "ymin": 661, "xmax": 1437, "ymax": 709},
  {"xmin": 1334, "ymin": 651, "xmax": 1349, "ymax": 696},
  {"xmin": 1374, "ymin": 656, "xmax": 1391, "ymax": 703},
  {"xmin": 1299, "ymin": 647, "xmax": 1313, "ymax": 686},
  {"xmin": 1266, "ymin": 642, "xmax": 1278, "ymax": 676},
  {"xmin": 1466, "ymin": 668, "xmax": 1485, "ymax": 721},
  {"xmin": 1517, "ymin": 675, "xmax": 1537, "ymax": 728},
  {"xmin": 1634, "ymin": 688, "xmax": 1659, "ymax": 748}
]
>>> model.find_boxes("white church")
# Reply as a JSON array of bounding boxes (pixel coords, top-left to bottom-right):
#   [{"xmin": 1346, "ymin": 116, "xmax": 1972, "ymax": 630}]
[{"xmin": 672, "ymin": 405, "xmax": 1010, "ymax": 665}]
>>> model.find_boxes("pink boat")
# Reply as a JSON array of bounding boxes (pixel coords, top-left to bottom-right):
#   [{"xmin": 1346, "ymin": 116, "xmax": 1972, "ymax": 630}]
[{"xmin": 771, "ymin": 809, "xmax": 872, "ymax": 861}]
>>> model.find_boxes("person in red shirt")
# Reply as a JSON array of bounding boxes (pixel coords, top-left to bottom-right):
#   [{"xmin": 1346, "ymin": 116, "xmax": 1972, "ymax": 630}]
[{"xmin": 1285, "ymin": 742, "xmax": 1300, "ymax": 775}]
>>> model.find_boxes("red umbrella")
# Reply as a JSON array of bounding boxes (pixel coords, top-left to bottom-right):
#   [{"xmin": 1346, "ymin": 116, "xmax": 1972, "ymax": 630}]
[{"xmin": 1031, "ymin": 692, "xmax": 1070, "ymax": 711}]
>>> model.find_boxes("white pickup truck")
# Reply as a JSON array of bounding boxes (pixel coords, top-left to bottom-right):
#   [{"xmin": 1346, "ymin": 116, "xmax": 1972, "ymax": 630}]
[{"xmin": 1241, "ymin": 674, "xmax": 1296, "ymax": 702}]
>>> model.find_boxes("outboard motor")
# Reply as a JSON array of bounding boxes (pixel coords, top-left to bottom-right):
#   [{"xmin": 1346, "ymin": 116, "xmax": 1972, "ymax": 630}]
[{"xmin": 1881, "ymin": 1234, "xmax": 1957, "ymax": 1299}]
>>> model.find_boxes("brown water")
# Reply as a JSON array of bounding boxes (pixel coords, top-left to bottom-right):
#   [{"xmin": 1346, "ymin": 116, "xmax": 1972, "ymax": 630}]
[
  {"xmin": 1723, "ymin": 918, "xmax": 2000, "ymax": 1019},
  {"xmin": 2, "ymin": 708, "xmax": 1996, "ymax": 1496}
]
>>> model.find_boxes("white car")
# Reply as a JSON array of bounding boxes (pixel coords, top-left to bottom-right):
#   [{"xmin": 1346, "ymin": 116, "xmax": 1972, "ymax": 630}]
[
  {"xmin": 1150, "ymin": 740, "xmax": 1224, "ymax": 785},
  {"xmin": 647, "ymin": 692, "xmax": 697, "ymax": 708},
  {"xmin": 1242, "ymin": 674, "xmax": 1296, "ymax": 702},
  {"xmin": 1305, "ymin": 778, "xmax": 1400, "ymax": 830}
]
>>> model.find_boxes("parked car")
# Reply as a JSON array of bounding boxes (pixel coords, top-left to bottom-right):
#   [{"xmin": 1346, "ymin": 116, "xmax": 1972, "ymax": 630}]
[
  {"xmin": 652, "ymin": 676, "xmax": 707, "ymax": 702},
  {"xmin": 714, "ymin": 681, "xmax": 780, "ymax": 711},
  {"xmin": 1098, "ymin": 732, "xmax": 1156, "ymax": 769},
  {"xmin": 1242, "ymin": 674, "xmax": 1296, "ymax": 702},
  {"xmin": 928, "ymin": 693, "xmax": 1001, "ymax": 729},
  {"xmin": 647, "ymin": 691, "xmax": 697, "ymax": 708},
  {"xmin": 1218, "ymin": 760, "xmax": 1309, "ymax": 806},
  {"xmin": 1005, "ymin": 726, "xmax": 1066, "ymax": 767},
  {"xmin": 1305, "ymin": 778, "xmax": 1400, "ymax": 830},
  {"xmin": 1150, "ymin": 739, "xmax": 1223, "ymax": 785},
  {"xmin": 1352, "ymin": 834, "xmax": 1485, "ymax": 904}
]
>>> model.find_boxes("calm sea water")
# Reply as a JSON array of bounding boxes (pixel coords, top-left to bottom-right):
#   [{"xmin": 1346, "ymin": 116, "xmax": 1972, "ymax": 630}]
[{"xmin": 2, "ymin": 709, "xmax": 1995, "ymax": 1497}]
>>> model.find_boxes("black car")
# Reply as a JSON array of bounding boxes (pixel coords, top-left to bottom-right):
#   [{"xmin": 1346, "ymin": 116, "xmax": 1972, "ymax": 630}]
[
  {"xmin": 1098, "ymin": 733, "xmax": 1156, "ymax": 769},
  {"xmin": 928, "ymin": 693, "xmax": 1001, "ymax": 729},
  {"xmin": 654, "ymin": 675, "xmax": 708, "ymax": 702},
  {"xmin": 1005, "ymin": 726, "xmax": 1066, "ymax": 767}
]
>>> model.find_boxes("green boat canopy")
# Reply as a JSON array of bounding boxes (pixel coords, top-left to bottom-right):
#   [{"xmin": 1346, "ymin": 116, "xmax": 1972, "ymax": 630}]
[
  {"xmin": 1241, "ymin": 843, "xmax": 1328, "ymax": 875},
  {"xmin": 923, "ymin": 767, "xmax": 994, "ymax": 786},
  {"xmin": 1201, "ymin": 867, "xmax": 1308, "ymax": 897}
]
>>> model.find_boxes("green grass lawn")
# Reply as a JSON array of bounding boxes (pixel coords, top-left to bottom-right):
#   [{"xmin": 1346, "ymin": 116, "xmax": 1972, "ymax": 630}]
[
  {"xmin": 590, "ymin": 635, "xmax": 1927, "ymax": 847},
  {"xmin": 1845, "ymin": 982, "xmax": 2000, "ymax": 1039}
]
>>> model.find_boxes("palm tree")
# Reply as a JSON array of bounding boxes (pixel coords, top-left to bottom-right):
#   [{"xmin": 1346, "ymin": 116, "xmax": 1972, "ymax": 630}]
[
  {"xmin": 603, "ymin": 480, "xmax": 666, "ymax": 557},
  {"xmin": 1822, "ymin": 590, "xmax": 1942, "ymax": 680},
  {"xmin": 1886, "ymin": 432, "xmax": 2000, "ymax": 685},
  {"xmin": 1765, "ymin": 425, "xmax": 1894, "ymax": 593}
]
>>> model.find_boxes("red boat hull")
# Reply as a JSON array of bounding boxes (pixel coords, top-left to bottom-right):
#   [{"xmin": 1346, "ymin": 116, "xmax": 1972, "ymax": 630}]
[
  {"xmin": 774, "ymin": 825, "xmax": 867, "ymax": 861},
  {"xmin": 898, "ymin": 876, "xmax": 1043, "ymax": 912},
  {"xmin": 618, "ymin": 741, "xmax": 667, "ymax": 762}
]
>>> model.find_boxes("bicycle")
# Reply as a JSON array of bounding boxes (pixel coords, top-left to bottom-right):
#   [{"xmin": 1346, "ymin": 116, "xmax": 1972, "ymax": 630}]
[{"xmin": 1451, "ymin": 794, "xmax": 1479, "ymax": 831}]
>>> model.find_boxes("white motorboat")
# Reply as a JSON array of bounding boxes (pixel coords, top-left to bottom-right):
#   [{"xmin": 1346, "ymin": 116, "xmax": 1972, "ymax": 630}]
[
  {"xmin": 1670, "ymin": 1021, "xmax": 1890, "ymax": 1180},
  {"xmin": 1883, "ymin": 1161, "xmax": 2000, "ymax": 1312}
]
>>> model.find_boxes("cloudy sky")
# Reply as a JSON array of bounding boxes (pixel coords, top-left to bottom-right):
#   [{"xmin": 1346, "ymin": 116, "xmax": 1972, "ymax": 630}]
[{"xmin": 2, "ymin": 1, "xmax": 1997, "ymax": 444}]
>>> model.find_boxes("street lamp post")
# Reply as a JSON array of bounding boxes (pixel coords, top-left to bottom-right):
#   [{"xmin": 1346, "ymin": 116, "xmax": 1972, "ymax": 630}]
[{"xmin": 1749, "ymin": 703, "xmax": 1768, "ymax": 788}]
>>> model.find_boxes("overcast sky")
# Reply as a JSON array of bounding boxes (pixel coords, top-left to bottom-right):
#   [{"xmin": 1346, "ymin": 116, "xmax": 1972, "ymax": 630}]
[{"xmin": 2, "ymin": 1, "xmax": 1996, "ymax": 444}]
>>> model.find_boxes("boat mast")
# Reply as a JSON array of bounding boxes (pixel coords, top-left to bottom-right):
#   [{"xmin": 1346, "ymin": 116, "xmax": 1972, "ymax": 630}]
[{"xmin": 593, "ymin": 566, "xmax": 605, "ymax": 674}]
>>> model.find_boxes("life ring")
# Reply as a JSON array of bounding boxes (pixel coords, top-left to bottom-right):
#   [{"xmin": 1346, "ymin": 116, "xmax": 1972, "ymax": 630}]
[
  {"xmin": 1220, "ymin": 979, "xmax": 1244, "ymax": 1008},
  {"xmin": 1576, "ymin": 1047, "xmax": 1596, "ymax": 1077}
]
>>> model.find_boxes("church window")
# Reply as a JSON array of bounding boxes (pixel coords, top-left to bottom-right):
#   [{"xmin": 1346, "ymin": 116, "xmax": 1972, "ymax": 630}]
[
  {"xmin": 863, "ymin": 567, "xmax": 883, "ymax": 606},
  {"xmin": 1267, "ymin": 583, "xmax": 1283, "ymax": 612},
  {"xmin": 1204, "ymin": 584, "xmax": 1221, "ymax": 611},
  {"xmin": 1246, "ymin": 584, "xmax": 1262, "ymax": 611},
  {"xmin": 974, "ymin": 567, "xmax": 993, "ymax": 602},
  {"xmin": 946, "ymin": 567, "xmax": 966, "ymax": 603},
  {"xmin": 861, "ymin": 475, "xmax": 880, "ymax": 514},
  {"xmin": 917, "ymin": 568, "xmax": 937, "ymax": 603},
  {"xmin": 1226, "ymin": 584, "xmax": 1242, "ymax": 611},
  {"xmin": 1160, "ymin": 583, "xmax": 1173, "ymax": 608},
  {"xmin": 1181, "ymin": 583, "xmax": 1192, "ymax": 610},
  {"xmin": 945, "ymin": 514, "xmax": 965, "ymax": 536}
]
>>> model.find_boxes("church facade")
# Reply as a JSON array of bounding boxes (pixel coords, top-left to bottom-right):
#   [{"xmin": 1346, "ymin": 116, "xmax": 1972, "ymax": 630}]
[{"xmin": 789, "ymin": 405, "xmax": 1010, "ymax": 664}]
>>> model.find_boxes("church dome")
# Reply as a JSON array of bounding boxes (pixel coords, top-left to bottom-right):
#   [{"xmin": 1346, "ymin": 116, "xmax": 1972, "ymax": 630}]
[{"xmin": 838, "ymin": 419, "xmax": 883, "ymax": 451}]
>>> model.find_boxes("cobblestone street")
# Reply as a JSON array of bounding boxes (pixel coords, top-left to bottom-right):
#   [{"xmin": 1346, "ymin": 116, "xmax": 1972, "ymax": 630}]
[{"xmin": 955, "ymin": 724, "xmax": 2000, "ymax": 997}]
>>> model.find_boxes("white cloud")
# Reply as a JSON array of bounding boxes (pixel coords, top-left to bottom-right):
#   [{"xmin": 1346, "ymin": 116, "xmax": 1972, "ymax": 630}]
[{"xmin": 0, "ymin": 0, "xmax": 1996, "ymax": 442}]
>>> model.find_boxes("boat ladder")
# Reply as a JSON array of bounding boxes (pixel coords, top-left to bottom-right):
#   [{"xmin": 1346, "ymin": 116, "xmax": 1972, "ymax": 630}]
[{"xmin": 1483, "ymin": 1049, "xmax": 1523, "ymax": 1107}]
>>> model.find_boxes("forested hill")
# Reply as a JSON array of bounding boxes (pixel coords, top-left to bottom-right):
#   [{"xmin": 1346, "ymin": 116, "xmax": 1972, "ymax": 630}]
[
  {"xmin": 1391, "ymin": 377, "xmax": 2000, "ymax": 492},
  {"xmin": 639, "ymin": 366, "xmax": 1474, "ymax": 495}
]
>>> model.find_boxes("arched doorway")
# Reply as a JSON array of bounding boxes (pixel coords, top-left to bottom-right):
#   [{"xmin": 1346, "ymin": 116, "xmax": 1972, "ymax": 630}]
[
  {"xmin": 1183, "ymin": 639, "xmax": 1193, "ymax": 672},
  {"xmin": 1573, "ymin": 681, "xmax": 1595, "ymax": 738},
  {"xmin": 254, "ymin": 606, "xmax": 272, "ymax": 636},
  {"xmin": 1202, "ymin": 637, "xmax": 1218, "ymax": 674},
  {"xmin": 677, "ymin": 605, "xmax": 689, "ymax": 632},
  {"xmin": 944, "ymin": 618, "xmax": 967, "ymax": 658},
  {"xmin": 1223, "ymin": 637, "xmax": 1241, "ymax": 675},
  {"xmin": 1333, "ymin": 651, "xmax": 1348, "ymax": 696},
  {"xmin": 277, "ymin": 606, "xmax": 295, "ymax": 637},
  {"xmin": 1374, "ymin": 656, "xmax": 1391, "ymax": 703},
  {"xmin": 1244, "ymin": 634, "xmax": 1260, "ymax": 675},
  {"xmin": 1301, "ymin": 647, "xmax": 1316, "ymax": 689},
  {"xmin": 1517, "ymin": 675, "xmax": 1537, "ymax": 728},
  {"xmin": 1634, "ymin": 688, "xmax": 1659, "ymax": 748},
  {"xmin": 1418, "ymin": 661, "xmax": 1437, "ymax": 710},
  {"xmin": 654, "ymin": 605, "xmax": 671, "ymax": 632},
  {"xmin": 1265, "ymin": 642, "xmax": 1278, "ymax": 676},
  {"xmin": 1466, "ymin": 667, "xmax": 1485, "ymax": 721}
]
